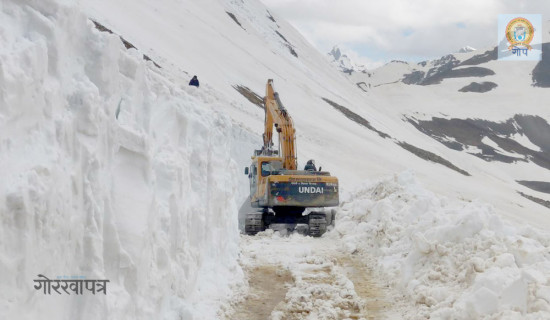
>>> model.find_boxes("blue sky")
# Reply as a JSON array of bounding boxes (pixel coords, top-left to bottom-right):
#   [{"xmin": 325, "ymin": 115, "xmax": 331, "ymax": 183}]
[{"xmin": 261, "ymin": 0, "xmax": 549, "ymax": 68}]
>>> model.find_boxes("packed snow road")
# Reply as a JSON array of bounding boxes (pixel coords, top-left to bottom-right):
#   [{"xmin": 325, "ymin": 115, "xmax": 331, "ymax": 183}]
[
  {"xmin": 223, "ymin": 232, "xmax": 394, "ymax": 320},
  {"xmin": 220, "ymin": 172, "xmax": 550, "ymax": 320}
]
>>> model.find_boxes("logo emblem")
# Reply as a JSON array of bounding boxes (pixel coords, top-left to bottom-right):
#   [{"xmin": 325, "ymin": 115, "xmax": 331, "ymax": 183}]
[
  {"xmin": 505, "ymin": 17, "xmax": 534, "ymax": 50},
  {"xmin": 498, "ymin": 14, "xmax": 541, "ymax": 61}
]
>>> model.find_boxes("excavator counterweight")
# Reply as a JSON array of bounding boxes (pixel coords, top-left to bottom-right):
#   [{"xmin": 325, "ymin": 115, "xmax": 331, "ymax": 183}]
[{"xmin": 244, "ymin": 80, "xmax": 339, "ymax": 237}]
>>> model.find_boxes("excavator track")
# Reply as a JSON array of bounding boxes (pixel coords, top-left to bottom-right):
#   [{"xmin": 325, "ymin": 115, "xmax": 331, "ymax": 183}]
[
  {"xmin": 245, "ymin": 212, "xmax": 265, "ymax": 235},
  {"xmin": 308, "ymin": 212, "xmax": 327, "ymax": 237}
]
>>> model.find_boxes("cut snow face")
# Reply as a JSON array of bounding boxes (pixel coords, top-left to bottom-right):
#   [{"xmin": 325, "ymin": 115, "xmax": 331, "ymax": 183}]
[{"xmin": 0, "ymin": 0, "xmax": 258, "ymax": 319}]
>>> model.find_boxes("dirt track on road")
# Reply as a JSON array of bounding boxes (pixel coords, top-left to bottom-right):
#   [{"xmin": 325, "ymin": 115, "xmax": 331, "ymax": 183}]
[{"xmin": 227, "ymin": 234, "xmax": 392, "ymax": 320}]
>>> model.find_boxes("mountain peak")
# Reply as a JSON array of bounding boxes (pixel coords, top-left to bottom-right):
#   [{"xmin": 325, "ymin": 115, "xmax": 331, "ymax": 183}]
[
  {"xmin": 328, "ymin": 45, "xmax": 342, "ymax": 61},
  {"xmin": 457, "ymin": 46, "xmax": 476, "ymax": 53},
  {"xmin": 327, "ymin": 45, "xmax": 367, "ymax": 74}
]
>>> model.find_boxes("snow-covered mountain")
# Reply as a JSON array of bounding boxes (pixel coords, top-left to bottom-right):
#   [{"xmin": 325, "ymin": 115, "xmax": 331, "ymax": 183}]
[
  {"xmin": 345, "ymin": 36, "xmax": 550, "ymax": 202},
  {"xmin": 327, "ymin": 45, "xmax": 368, "ymax": 74},
  {"xmin": 457, "ymin": 45, "xmax": 477, "ymax": 53},
  {"xmin": 1, "ymin": 0, "xmax": 549, "ymax": 319}
]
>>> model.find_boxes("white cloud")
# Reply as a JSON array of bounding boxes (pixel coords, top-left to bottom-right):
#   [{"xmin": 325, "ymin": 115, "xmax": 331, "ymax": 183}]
[{"xmin": 262, "ymin": 0, "xmax": 550, "ymax": 62}]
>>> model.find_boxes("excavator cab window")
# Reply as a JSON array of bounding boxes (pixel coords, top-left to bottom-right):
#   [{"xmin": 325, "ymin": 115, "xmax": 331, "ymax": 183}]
[{"xmin": 261, "ymin": 161, "xmax": 283, "ymax": 177}]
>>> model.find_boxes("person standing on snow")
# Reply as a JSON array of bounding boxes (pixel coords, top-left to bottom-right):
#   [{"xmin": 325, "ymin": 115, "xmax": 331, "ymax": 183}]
[{"xmin": 189, "ymin": 75, "xmax": 199, "ymax": 87}]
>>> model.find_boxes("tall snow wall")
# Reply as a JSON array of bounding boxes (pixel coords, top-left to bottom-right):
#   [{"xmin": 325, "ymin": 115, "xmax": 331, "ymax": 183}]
[{"xmin": 0, "ymin": 1, "xmax": 255, "ymax": 319}]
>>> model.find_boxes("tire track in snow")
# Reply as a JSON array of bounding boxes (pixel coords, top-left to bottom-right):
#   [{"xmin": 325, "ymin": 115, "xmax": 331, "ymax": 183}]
[
  {"xmin": 226, "ymin": 232, "xmax": 392, "ymax": 319},
  {"xmin": 231, "ymin": 265, "xmax": 293, "ymax": 320},
  {"xmin": 337, "ymin": 255, "xmax": 391, "ymax": 319}
]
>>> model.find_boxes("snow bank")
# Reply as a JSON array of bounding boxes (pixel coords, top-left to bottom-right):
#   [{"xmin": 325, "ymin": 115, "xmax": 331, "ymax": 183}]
[
  {"xmin": 0, "ymin": 0, "xmax": 255, "ymax": 319},
  {"xmin": 333, "ymin": 171, "xmax": 550, "ymax": 319}
]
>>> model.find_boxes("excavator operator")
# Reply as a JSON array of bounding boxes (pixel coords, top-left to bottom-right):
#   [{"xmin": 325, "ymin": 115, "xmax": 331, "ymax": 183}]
[{"xmin": 304, "ymin": 159, "xmax": 316, "ymax": 171}]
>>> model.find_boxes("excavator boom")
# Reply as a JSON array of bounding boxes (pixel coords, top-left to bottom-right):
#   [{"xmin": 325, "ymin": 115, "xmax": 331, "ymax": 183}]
[{"xmin": 263, "ymin": 79, "xmax": 297, "ymax": 170}]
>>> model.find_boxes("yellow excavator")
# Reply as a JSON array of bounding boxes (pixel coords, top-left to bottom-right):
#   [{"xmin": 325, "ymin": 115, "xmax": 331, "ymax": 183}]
[{"xmin": 243, "ymin": 79, "xmax": 339, "ymax": 236}]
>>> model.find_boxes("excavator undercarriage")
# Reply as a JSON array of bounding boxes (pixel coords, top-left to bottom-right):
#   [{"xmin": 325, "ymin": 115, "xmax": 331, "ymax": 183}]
[{"xmin": 244, "ymin": 207, "xmax": 336, "ymax": 237}]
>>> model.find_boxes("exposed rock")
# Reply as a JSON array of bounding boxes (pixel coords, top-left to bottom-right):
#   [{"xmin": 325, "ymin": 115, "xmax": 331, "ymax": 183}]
[
  {"xmin": 266, "ymin": 10, "xmax": 276, "ymax": 23},
  {"xmin": 275, "ymin": 31, "xmax": 289, "ymax": 44},
  {"xmin": 459, "ymin": 47, "xmax": 497, "ymax": 66},
  {"xmin": 403, "ymin": 49, "xmax": 498, "ymax": 85},
  {"xmin": 421, "ymin": 67, "xmax": 495, "ymax": 85},
  {"xmin": 517, "ymin": 181, "xmax": 550, "ymax": 194},
  {"xmin": 356, "ymin": 82, "xmax": 369, "ymax": 92},
  {"xmin": 321, "ymin": 99, "xmax": 470, "ymax": 176},
  {"xmin": 226, "ymin": 12, "xmax": 244, "ymax": 30},
  {"xmin": 532, "ymin": 43, "xmax": 550, "ymax": 87},
  {"xmin": 397, "ymin": 142, "xmax": 470, "ymax": 176},
  {"xmin": 458, "ymin": 82, "xmax": 498, "ymax": 93},
  {"xmin": 407, "ymin": 115, "xmax": 550, "ymax": 171},
  {"xmin": 402, "ymin": 71, "xmax": 425, "ymax": 85},
  {"xmin": 286, "ymin": 45, "xmax": 298, "ymax": 58},
  {"xmin": 321, "ymin": 98, "xmax": 389, "ymax": 139},
  {"xmin": 514, "ymin": 115, "xmax": 550, "ymax": 152},
  {"xmin": 518, "ymin": 192, "xmax": 550, "ymax": 209},
  {"xmin": 91, "ymin": 19, "xmax": 161, "ymax": 68}
]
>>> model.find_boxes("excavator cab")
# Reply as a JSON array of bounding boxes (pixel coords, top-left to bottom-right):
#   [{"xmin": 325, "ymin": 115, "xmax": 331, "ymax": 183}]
[
  {"xmin": 261, "ymin": 160, "xmax": 283, "ymax": 176},
  {"xmin": 243, "ymin": 80, "xmax": 339, "ymax": 237},
  {"xmin": 246, "ymin": 155, "xmax": 338, "ymax": 208}
]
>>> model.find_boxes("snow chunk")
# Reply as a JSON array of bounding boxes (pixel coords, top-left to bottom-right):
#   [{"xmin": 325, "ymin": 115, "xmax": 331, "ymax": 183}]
[{"xmin": 333, "ymin": 171, "xmax": 550, "ymax": 318}]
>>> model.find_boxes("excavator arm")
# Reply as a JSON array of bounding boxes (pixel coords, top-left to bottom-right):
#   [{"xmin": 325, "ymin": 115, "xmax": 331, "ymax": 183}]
[{"xmin": 263, "ymin": 79, "xmax": 297, "ymax": 170}]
